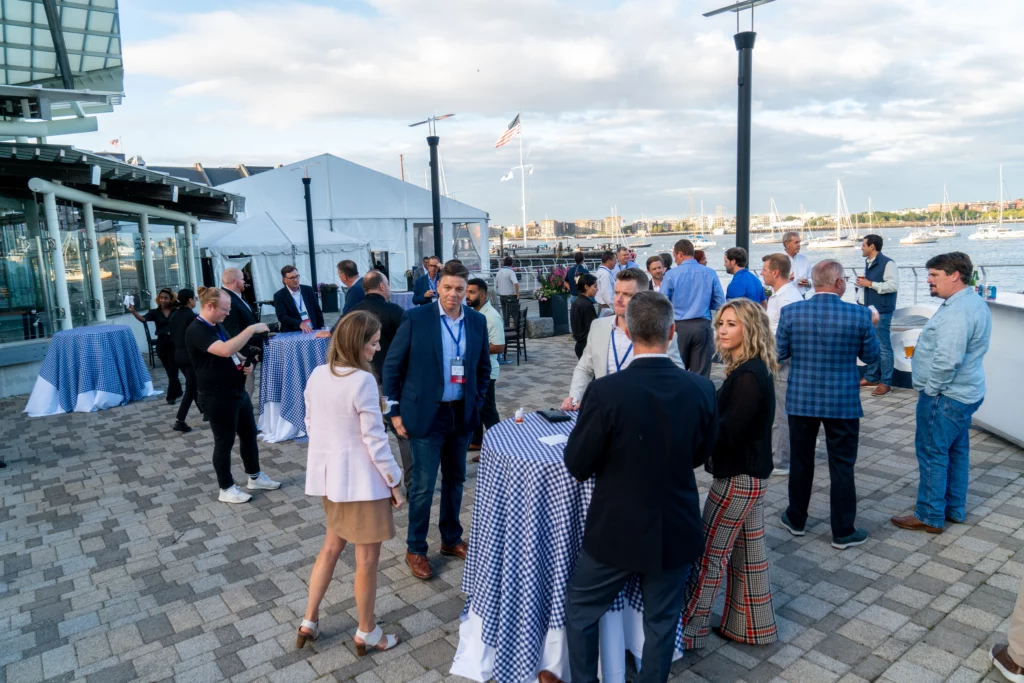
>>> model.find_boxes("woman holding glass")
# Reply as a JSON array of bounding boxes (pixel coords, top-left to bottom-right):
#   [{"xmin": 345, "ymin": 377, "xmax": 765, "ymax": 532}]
[
  {"xmin": 298, "ymin": 311, "xmax": 405, "ymax": 655},
  {"xmin": 681, "ymin": 297, "xmax": 778, "ymax": 649}
]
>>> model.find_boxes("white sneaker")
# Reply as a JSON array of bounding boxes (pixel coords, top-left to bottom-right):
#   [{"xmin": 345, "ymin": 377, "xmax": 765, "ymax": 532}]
[
  {"xmin": 219, "ymin": 485, "xmax": 252, "ymax": 504},
  {"xmin": 771, "ymin": 467, "xmax": 790, "ymax": 476},
  {"xmin": 246, "ymin": 472, "xmax": 281, "ymax": 491}
]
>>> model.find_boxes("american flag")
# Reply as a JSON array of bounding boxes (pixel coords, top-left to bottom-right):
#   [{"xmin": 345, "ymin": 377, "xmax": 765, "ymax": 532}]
[
  {"xmin": 494, "ymin": 114, "xmax": 521, "ymax": 148},
  {"xmin": 109, "ymin": 138, "xmax": 120, "ymax": 148}
]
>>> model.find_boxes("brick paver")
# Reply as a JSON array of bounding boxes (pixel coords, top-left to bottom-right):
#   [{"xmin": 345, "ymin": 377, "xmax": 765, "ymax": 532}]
[{"xmin": 1, "ymin": 333, "xmax": 1022, "ymax": 682}]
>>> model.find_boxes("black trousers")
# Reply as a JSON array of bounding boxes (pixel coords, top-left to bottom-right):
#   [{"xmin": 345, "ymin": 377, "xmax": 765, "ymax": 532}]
[
  {"xmin": 202, "ymin": 392, "xmax": 261, "ymax": 490},
  {"xmin": 471, "ymin": 380, "xmax": 499, "ymax": 446},
  {"xmin": 566, "ymin": 549, "xmax": 690, "ymax": 683},
  {"xmin": 674, "ymin": 319, "xmax": 713, "ymax": 379},
  {"xmin": 175, "ymin": 362, "xmax": 200, "ymax": 423},
  {"xmin": 786, "ymin": 415, "xmax": 859, "ymax": 538},
  {"xmin": 574, "ymin": 339, "xmax": 587, "ymax": 359},
  {"xmin": 156, "ymin": 336, "xmax": 182, "ymax": 400}
]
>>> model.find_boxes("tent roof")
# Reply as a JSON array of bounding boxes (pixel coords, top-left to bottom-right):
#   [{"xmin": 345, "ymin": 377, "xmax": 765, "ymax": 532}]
[{"xmin": 199, "ymin": 212, "xmax": 365, "ymax": 255}]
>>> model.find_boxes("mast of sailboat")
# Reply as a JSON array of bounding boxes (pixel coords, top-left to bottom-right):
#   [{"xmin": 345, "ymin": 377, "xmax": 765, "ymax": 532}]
[
  {"xmin": 868, "ymin": 197, "xmax": 873, "ymax": 231},
  {"xmin": 999, "ymin": 165, "xmax": 1004, "ymax": 227}
]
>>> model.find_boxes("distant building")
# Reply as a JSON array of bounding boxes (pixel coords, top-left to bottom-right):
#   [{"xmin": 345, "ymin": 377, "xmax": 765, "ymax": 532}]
[{"xmin": 603, "ymin": 215, "xmax": 622, "ymax": 232}]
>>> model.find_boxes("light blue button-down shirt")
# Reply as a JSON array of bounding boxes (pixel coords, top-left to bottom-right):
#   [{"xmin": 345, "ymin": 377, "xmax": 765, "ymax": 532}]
[
  {"xmin": 912, "ymin": 287, "xmax": 991, "ymax": 404},
  {"xmin": 439, "ymin": 300, "xmax": 467, "ymax": 402},
  {"xmin": 660, "ymin": 259, "xmax": 726, "ymax": 321}
]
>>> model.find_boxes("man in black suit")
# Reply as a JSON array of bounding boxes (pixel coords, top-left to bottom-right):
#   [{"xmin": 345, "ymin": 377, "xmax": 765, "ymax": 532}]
[
  {"xmin": 551, "ymin": 291, "xmax": 717, "ymax": 683},
  {"xmin": 221, "ymin": 268, "xmax": 262, "ymax": 400},
  {"xmin": 412, "ymin": 255, "xmax": 441, "ymax": 306},
  {"xmin": 272, "ymin": 265, "xmax": 324, "ymax": 332}
]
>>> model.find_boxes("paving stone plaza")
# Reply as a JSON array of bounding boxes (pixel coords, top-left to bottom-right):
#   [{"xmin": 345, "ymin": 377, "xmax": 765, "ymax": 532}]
[{"xmin": 2, "ymin": 334, "xmax": 1023, "ymax": 683}]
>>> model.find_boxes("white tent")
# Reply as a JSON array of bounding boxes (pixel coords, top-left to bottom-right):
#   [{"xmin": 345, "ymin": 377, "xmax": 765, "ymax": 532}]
[
  {"xmin": 200, "ymin": 212, "xmax": 368, "ymax": 301},
  {"xmin": 200, "ymin": 153, "xmax": 490, "ymax": 290}
]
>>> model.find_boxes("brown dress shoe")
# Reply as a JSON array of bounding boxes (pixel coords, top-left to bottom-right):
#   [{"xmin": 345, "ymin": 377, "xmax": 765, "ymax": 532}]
[
  {"xmin": 440, "ymin": 541, "xmax": 469, "ymax": 560},
  {"xmin": 538, "ymin": 671, "xmax": 566, "ymax": 683},
  {"xmin": 406, "ymin": 552, "xmax": 433, "ymax": 580},
  {"xmin": 468, "ymin": 443, "xmax": 482, "ymax": 452},
  {"xmin": 860, "ymin": 378, "xmax": 878, "ymax": 387},
  {"xmin": 891, "ymin": 513, "xmax": 943, "ymax": 534},
  {"xmin": 471, "ymin": 454, "xmax": 480, "ymax": 463},
  {"xmin": 991, "ymin": 643, "xmax": 1024, "ymax": 681},
  {"xmin": 871, "ymin": 384, "xmax": 892, "ymax": 396}
]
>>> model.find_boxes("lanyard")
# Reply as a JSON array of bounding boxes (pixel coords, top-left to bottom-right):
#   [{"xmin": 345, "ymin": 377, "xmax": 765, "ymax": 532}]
[
  {"xmin": 442, "ymin": 316, "xmax": 464, "ymax": 356},
  {"xmin": 428, "ymin": 276, "xmax": 438, "ymax": 292},
  {"xmin": 611, "ymin": 328, "xmax": 632, "ymax": 372},
  {"xmin": 197, "ymin": 316, "xmax": 227, "ymax": 342},
  {"xmin": 294, "ymin": 290, "xmax": 307, "ymax": 315}
]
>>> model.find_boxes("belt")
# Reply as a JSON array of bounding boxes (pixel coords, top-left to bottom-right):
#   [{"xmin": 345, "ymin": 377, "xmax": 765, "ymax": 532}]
[{"xmin": 439, "ymin": 399, "xmax": 465, "ymax": 406}]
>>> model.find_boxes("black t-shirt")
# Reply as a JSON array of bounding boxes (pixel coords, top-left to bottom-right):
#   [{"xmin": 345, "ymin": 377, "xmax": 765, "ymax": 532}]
[
  {"xmin": 185, "ymin": 318, "xmax": 245, "ymax": 398},
  {"xmin": 144, "ymin": 308, "xmax": 173, "ymax": 337},
  {"xmin": 169, "ymin": 308, "xmax": 196, "ymax": 365}
]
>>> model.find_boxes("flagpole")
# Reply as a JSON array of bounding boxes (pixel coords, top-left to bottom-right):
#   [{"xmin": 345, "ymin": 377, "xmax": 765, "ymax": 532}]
[{"xmin": 518, "ymin": 112, "xmax": 527, "ymax": 251}]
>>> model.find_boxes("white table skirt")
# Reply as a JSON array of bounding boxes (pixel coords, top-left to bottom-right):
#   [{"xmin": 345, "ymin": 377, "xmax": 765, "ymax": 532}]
[
  {"xmin": 257, "ymin": 401, "xmax": 304, "ymax": 443},
  {"xmin": 451, "ymin": 605, "xmax": 683, "ymax": 683},
  {"xmin": 23, "ymin": 376, "xmax": 160, "ymax": 418}
]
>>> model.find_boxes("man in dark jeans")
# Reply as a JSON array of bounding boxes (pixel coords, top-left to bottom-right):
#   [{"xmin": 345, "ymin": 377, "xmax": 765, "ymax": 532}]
[
  {"xmin": 186, "ymin": 287, "xmax": 281, "ymax": 504},
  {"xmin": 465, "ymin": 279, "xmax": 505, "ymax": 459}
]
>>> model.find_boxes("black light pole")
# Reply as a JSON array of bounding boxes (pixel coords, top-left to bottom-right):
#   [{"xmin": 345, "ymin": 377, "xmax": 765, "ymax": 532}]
[
  {"xmin": 409, "ymin": 114, "xmax": 455, "ymax": 260},
  {"xmin": 735, "ymin": 30, "xmax": 755, "ymax": 254},
  {"xmin": 301, "ymin": 171, "xmax": 318, "ymax": 291}
]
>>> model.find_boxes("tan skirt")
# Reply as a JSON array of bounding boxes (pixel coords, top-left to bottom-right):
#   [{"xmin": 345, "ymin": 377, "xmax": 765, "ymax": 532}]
[{"xmin": 321, "ymin": 497, "xmax": 395, "ymax": 544}]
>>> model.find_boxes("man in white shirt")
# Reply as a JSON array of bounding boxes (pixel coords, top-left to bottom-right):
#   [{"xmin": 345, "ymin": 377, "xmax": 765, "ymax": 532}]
[
  {"xmin": 494, "ymin": 257, "xmax": 519, "ymax": 308},
  {"xmin": 762, "ymin": 253, "xmax": 805, "ymax": 476},
  {"xmin": 594, "ymin": 250, "xmax": 616, "ymax": 316},
  {"xmin": 560, "ymin": 269, "xmax": 684, "ymax": 410},
  {"xmin": 856, "ymin": 234, "xmax": 899, "ymax": 396},
  {"xmin": 782, "ymin": 231, "xmax": 812, "ymax": 297},
  {"xmin": 646, "ymin": 254, "xmax": 666, "ymax": 292}
]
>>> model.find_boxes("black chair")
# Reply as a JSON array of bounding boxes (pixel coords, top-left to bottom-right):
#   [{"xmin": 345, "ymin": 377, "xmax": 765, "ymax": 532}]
[
  {"xmin": 517, "ymin": 307, "xmax": 528, "ymax": 364},
  {"xmin": 501, "ymin": 297, "xmax": 520, "ymax": 328},
  {"xmin": 140, "ymin": 320, "xmax": 158, "ymax": 368}
]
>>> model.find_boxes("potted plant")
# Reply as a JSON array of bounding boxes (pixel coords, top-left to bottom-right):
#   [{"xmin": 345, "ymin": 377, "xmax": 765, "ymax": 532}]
[
  {"xmin": 318, "ymin": 282, "xmax": 340, "ymax": 313},
  {"xmin": 534, "ymin": 266, "xmax": 571, "ymax": 335},
  {"xmin": 405, "ymin": 269, "xmax": 415, "ymax": 291}
]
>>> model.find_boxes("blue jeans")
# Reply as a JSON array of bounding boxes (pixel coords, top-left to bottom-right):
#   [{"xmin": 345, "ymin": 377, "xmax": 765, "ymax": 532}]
[
  {"xmin": 407, "ymin": 403, "xmax": 471, "ymax": 554},
  {"xmin": 914, "ymin": 392, "xmax": 983, "ymax": 528},
  {"xmin": 863, "ymin": 311, "xmax": 893, "ymax": 385}
]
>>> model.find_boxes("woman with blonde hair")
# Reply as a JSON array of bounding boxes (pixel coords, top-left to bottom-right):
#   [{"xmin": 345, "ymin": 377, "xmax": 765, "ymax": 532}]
[
  {"xmin": 298, "ymin": 311, "xmax": 405, "ymax": 655},
  {"xmin": 681, "ymin": 297, "xmax": 779, "ymax": 649}
]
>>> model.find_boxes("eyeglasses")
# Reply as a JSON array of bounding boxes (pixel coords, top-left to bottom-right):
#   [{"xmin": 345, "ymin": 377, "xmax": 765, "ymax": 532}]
[{"xmin": 284, "ymin": 274, "xmax": 300, "ymax": 281}]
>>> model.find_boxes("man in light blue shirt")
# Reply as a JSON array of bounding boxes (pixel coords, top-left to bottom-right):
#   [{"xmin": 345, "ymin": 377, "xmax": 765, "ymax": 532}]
[
  {"xmin": 660, "ymin": 238, "xmax": 725, "ymax": 378},
  {"xmin": 892, "ymin": 252, "xmax": 991, "ymax": 535},
  {"xmin": 611, "ymin": 246, "xmax": 639, "ymax": 275}
]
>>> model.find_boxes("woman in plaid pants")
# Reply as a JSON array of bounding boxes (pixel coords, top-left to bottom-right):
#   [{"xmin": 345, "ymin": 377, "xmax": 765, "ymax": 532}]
[{"xmin": 682, "ymin": 298, "xmax": 779, "ymax": 649}]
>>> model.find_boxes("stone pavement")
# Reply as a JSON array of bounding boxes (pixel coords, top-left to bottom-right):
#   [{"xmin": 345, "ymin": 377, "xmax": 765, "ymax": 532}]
[{"xmin": 1, "ymin": 333, "xmax": 1023, "ymax": 683}]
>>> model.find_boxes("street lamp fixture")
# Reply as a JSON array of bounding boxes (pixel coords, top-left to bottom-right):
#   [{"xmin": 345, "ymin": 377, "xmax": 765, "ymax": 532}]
[{"xmin": 409, "ymin": 114, "xmax": 455, "ymax": 259}]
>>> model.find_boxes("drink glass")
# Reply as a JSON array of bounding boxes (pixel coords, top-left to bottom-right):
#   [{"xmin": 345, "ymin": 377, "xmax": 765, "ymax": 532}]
[{"xmin": 904, "ymin": 344, "xmax": 915, "ymax": 359}]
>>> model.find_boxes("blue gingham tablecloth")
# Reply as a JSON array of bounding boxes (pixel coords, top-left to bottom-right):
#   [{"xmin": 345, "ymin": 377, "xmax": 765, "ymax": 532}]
[
  {"xmin": 23, "ymin": 325, "xmax": 159, "ymax": 417},
  {"xmin": 257, "ymin": 332, "xmax": 330, "ymax": 442},
  {"xmin": 391, "ymin": 291, "xmax": 415, "ymax": 311},
  {"xmin": 454, "ymin": 411, "xmax": 675, "ymax": 683}
]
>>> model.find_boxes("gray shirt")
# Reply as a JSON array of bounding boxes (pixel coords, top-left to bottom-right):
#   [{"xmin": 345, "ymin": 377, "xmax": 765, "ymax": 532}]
[{"xmin": 495, "ymin": 267, "xmax": 518, "ymax": 296}]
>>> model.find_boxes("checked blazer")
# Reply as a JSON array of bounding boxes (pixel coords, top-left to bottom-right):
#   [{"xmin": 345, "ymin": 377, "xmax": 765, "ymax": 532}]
[{"xmin": 776, "ymin": 293, "xmax": 879, "ymax": 419}]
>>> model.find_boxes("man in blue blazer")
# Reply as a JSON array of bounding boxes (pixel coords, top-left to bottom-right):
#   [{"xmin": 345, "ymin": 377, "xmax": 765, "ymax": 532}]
[
  {"xmin": 412, "ymin": 255, "xmax": 442, "ymax": 306},
  {"xmin": 777, "ymin": 259, "xmax": 879, "ymax": 550},
  {"xmin": 272, "ymin": 265, "xmax": 324, "ymax": 332},
  {"xmin": 383, "ymin": 260, "xmax": 491, "ymax": 580}
]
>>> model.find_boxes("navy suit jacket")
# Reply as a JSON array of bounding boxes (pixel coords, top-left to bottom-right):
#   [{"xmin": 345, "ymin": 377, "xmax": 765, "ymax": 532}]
[
  {"xmin": 382, "ymin": 302, "xmax": 491, "ymax": 438},
  {"xmin": 412, "ymin": 273, "xmax": 439, "ymax": 306},
  {"xmin": 776, "ymin": 293, "xmax": 880, "ymax": 419},
  {"xmin": 342, "ymin": 279, "xmax": 365, "ymax": 315},
  {"xmin": 272, "ymin": 284, "xmax": 324, "ymax": 332}
]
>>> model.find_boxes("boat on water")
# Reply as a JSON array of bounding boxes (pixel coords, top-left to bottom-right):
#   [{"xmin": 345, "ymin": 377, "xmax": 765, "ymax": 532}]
[
  {"xmin": 928, "ymin": 226, "xmax": 958, "ymax": 238},
  {"xmin": 753, "ymin": 198, "xmax": 784, "ymax": 244},
  {"xmin": 807, "ymin": 180, "xmax": 858, "ymax": 250},
  {"xmin": 899, "ymin": 229, "xmax": 939, "ymax": 245},
  {"xmin": 927, "ymin": 185, "xmax": 959, "ymax": 238},
  {"xmin": 693, "ymin": 236, "xmax": 716, "ymax": 249},
  {"xmin": 969, "ymin": 166, "xmax": 1024, "ymax": 240}
]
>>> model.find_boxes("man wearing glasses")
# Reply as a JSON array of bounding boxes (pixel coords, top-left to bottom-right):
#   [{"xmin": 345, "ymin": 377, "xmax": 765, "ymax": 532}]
[{"xmin": 273, "ymin": 265, "xmax": 325, "ymax": 333}]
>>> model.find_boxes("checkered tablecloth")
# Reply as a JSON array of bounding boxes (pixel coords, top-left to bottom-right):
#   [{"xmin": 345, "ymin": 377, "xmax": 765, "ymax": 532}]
[
  {"xmin": 391, "ymin": 291, "xmax": 415, "ymax": 311},
  {"xmin": 24, "ymin": 325, "xmax": 158, "ymax": 417},
  {"xmin": 459, "ymin": 411, "xmax": 647, "ymax": 683},
  {"xmin": 257, "ymin": 332, "xmax": 330, "ymax": 442}
]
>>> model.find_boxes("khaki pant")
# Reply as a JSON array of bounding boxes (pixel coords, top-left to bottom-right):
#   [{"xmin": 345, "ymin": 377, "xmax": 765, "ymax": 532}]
[
  {"xmin": 772, "ymin": 361, "xmax": 790, "ymax": 470},
  {"xmin": 244, "ymin": 365, "xmax": 257, "ymax": 414},
  {"xmin": 1009, "ymin": 575, "xmax": 1024, "ymax": 665}
]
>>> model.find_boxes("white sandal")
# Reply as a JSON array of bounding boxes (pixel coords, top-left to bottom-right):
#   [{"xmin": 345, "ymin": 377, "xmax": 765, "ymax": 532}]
[
  {"xmin": 354, "ymin": 624, "xmax": 399, "ymax": 656},
  {"xmin": 296, "ymin": 619, "xmax": 319, "ymax": 649}
]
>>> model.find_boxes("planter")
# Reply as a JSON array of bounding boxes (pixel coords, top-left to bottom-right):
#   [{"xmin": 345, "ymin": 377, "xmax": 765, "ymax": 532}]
[
  {"xmin": 320, "ymin": 290, "xmax": 339, "ymax": 313},
  {"xmin": 537, "ymin": 294, "xmax": 570, "ymax": 335},
  {"xmin": 406, "ymin": 275, "xmax": 415, "ymax": 291}
]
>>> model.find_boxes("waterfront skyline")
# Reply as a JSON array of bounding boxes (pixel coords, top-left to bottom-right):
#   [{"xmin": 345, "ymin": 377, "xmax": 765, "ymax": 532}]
[{"xmin": 65, "ymin": 0, "xmax": 1024, "ymax": 226}]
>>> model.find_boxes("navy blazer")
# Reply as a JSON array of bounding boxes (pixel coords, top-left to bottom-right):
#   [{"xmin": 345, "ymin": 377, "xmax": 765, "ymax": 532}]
[
  {"xmin": 342, "ymin": 279, "xmax": 365, "ymax": 315},
  {"xmin": 776, "ymin": 293, "xmax": 880, "ymax": 419},
  {"xmin": 412, "ymin": 273, "xmax": 439, "ymax": 306},
  {"xmin": 272, "ymin": 284, "xmax": 325, "ymax": 332},
  {"xmin": 382, "ymin": 302, "xmax": 491, "ymax": 438}
]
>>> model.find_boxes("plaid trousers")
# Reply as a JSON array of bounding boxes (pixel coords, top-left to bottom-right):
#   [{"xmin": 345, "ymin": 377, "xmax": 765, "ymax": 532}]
[{"xmin": 680, "ymin": 475, "xmax": 777, "ymax": 649}]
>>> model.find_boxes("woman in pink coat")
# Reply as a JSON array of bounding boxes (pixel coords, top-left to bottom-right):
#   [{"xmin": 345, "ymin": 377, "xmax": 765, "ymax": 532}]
[{"xmin": 297, "ymin": 311, "xmax": 405, "ymax": 655}]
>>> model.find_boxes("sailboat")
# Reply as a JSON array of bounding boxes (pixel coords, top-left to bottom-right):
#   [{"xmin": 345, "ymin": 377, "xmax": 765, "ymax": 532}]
[
  {"xmin": 969, "ymin": 166, "xmax": 1024, "ymax": 240},
  {"xmin": 900, "ymin": 195, "xmax": 939, "ymax": 244},
  {"xmin": 807, "ymin": 180, "xmax": 858, "ymax": 249},
  {"xmin": 693, "ymin": 200, "xmax": 716, "ymax": 249},
  {"xmin": 927, "ymin": 185, "xmax": 958, "ymax": 238},
  {"xmin": 753, "ymin": 198, "xmax": 783, "ymax": 244}
]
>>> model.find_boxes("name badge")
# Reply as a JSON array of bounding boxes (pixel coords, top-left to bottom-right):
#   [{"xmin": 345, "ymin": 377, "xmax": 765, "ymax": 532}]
[
  {"xmin": 231, "ymin": 353, "xmax": 244, "ymax": 369},
  {"xmin": 450, "ymin": 358, "xmax": 466, "ymax": 384}
]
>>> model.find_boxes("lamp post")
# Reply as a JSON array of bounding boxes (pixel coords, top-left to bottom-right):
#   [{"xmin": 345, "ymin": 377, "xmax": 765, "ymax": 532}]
[
  {"xmin": 409, "ymin": 114, "xmax": 455, "ymax": 259},
  {"xmin": 292, "ymin": 163, "xmax": 320, "ymax": 291},
  {"xmin": 703, "ymin": 0, "xmax": 778, "ymax": 253}
]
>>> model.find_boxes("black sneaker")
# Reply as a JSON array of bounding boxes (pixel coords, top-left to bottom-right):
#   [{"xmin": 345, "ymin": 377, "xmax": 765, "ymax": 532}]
[
  {"xmin": 172, "ymin": 421, "xmax": 192, "ymax": 433},
  {"xmin": 780, "ymin": 511, "xmax": 806, "ymax": 537},
  {"xmin": 832, "ymin": 528, "xmax": 869, "ymax": 550}
]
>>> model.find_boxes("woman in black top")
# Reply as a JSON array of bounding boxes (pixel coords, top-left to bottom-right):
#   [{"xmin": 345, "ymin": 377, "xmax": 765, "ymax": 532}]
[
  {"xmin": 570, "ymin": 273, "xmax": 599, "ymax": 359},
  {"xmin": 129, "ymin": 287, "xmax": 182, "ymax": 403},
  {"xmin": 682, "ymin": 297, "xmax": 778, "ymax": 650},
  {"xmin": 169, "ymin": 288, "xmax": 199, "ymax": 433}
]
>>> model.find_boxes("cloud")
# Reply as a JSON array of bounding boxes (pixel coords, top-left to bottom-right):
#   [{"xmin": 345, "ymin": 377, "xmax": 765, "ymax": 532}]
[{"xmin": 69, "ymin": 0, "xmax": 1024, "ymax": 223}]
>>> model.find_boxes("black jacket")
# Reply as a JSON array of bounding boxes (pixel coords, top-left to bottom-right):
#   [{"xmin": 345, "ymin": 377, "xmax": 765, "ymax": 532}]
[
  {"xmin": 272, "ymin": 284, "xmax": 324, "ymax": 332},
  {"xmin": 570, "ymin": 295, "xmax": 597, "ymax": 343},
  {"xmin": 223, "ymin": 289, "xmax": 260, "ymax": 344},
  {"xmin": 564, "ymin": 356, "xmax": 718, "ymax": 573},
  {"xmin": 708, "ymin": 358, "xmax": 775, "ymax": 480},
  {"xmin": 347, "ymin": 293, "xmax": 405, "ymax": 379}
]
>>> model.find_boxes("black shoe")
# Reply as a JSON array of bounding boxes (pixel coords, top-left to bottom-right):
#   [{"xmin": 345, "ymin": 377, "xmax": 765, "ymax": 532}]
[
  {"xmin": 0, "ymin": 461, "xmax": 6, "ymax": 469},
  {"xmin": 172, "ymin": 421, "xmax": 192, "ymax": 433}
]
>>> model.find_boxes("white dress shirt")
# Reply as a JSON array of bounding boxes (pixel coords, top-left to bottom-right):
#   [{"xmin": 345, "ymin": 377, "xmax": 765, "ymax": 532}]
[
  {"xmin": 606, "ymin": 324, "xmax": 634, "ymax": 376},
  {"xmin": 595, "ymin": 266, "xmax": 615, "ymax": 308},
  {"xmin": 767, "ymin": 281, "xmax": 805, "ymax": 335},
  {"xmin": 789, "ymin": 252, "xmax": 812, "ymax": 296},
  {"xmin": 290, "ymin": 287, "xmax": 309, "ymax": 322}
]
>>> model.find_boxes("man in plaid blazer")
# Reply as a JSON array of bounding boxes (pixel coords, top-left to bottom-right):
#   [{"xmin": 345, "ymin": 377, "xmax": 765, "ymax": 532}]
[{"xmin": 776, "ymin": 259, "xmax": 880, "ymax": 550}]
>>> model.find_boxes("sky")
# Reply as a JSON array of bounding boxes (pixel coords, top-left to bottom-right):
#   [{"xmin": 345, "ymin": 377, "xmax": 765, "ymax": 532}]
[{"xmin": 65, "ymin": 0, "xmax": 1024, "ymax": 225}]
